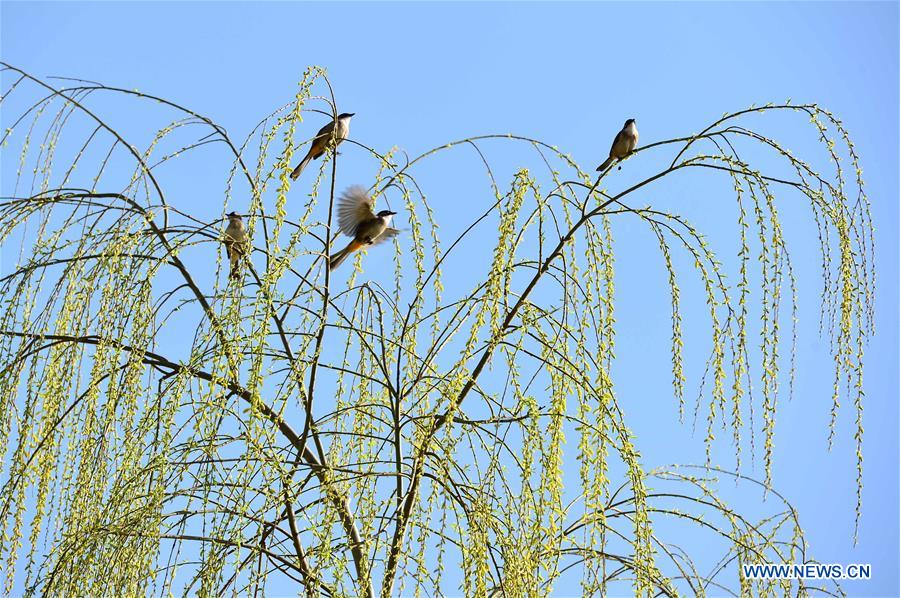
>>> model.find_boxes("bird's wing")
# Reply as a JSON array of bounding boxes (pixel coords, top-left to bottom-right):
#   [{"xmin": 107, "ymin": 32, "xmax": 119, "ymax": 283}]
[
  {"xmin": 337, "ymin": 186, "xmax": 376, "ymax": 236},
  {"xmin": 224, "ymin": 228, "xmax": 246, "ymax": 258},
  {"xmin": 369, "ymin": 227, "xmax": 400, "ymax": 247},
  {"xmin": 223, "ymin": 227, "xmax": 235, "ymax": 258},
  {"xmin": 315, "ymin": 119, "xmax": 335, "ymax": 139},
  {"xmin": 609, "ymin": 129, "xmax": 627, "ymax": 155}
]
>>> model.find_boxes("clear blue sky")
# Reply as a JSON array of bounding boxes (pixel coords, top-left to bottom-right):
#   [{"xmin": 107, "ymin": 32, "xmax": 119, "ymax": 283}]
[{"xmin": 2, "ymin": 1, "xmax": 898, "ymax": 596}]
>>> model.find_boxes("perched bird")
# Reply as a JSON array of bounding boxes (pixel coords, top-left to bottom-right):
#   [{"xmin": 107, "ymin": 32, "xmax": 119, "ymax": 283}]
[
  {"xmin": 329, "ymin": 186, "xmax": 398, "ymax": 271},
  {"xmin": 289, "ymin": 112, "xmax": 355, "ymax": 180},
  {"xmin": 223, "ymin": 212, "xmax": 249, "ymax": 279},
  {"xmin": 596, "ymin": 118, "xmax": 639, "ymax": 171}
]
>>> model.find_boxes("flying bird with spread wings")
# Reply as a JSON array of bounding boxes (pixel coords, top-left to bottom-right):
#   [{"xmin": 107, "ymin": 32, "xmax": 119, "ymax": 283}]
[
  {"xmin": 289, "ymin": 112, "xmax": 354, "ymax": 180},
  {"xmin": 329, "ymin": 186, "xmax": 398, "ymax": 271}
]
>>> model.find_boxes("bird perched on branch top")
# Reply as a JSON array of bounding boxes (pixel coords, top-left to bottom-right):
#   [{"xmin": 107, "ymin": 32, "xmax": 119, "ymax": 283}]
[
  {"xmin": 289, "ymin": 113, "xmax": 354, "ymax": 180},
  {"xmin": 329, "ymin": 186, "xmax": 398, "ymax": 271},
  {"xmin": 596, "ymin": 118, "xmax": 639, "ymax": 171},
  {"xmin": 223, "ymin": 212, "xmax": 249, "ymax": 279}
]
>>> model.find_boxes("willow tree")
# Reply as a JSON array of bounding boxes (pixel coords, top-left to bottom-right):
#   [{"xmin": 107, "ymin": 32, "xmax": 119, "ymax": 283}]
[{"xmin": 0, "ymin": 64, "xmax": 874, "ymax": 597}]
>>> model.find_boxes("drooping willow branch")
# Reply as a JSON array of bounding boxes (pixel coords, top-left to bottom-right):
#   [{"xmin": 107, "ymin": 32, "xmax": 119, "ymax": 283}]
[{"xmin": 0, "ymin": 64, "xmax": 872, "ymax": 597}]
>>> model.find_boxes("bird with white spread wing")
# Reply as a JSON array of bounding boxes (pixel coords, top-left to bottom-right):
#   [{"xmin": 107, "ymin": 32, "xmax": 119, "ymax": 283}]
[{"xmin": 329, "ymin": 186, "xmax": 398, "ymax": 271}]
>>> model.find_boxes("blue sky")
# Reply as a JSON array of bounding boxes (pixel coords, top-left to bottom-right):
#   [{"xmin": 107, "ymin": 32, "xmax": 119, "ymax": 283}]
[{"xmin": 2, "ymin": 1, "xmax": 898, "ymax": 596}]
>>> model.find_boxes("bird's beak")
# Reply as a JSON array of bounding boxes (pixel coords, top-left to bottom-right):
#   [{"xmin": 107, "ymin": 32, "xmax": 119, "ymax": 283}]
[{"xmin": 347, "ymin": 113, "xmax": 355, "ymax": 117}]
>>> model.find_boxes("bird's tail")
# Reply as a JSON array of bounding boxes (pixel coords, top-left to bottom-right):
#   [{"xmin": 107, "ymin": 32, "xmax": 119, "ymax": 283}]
[
  {"xmin": 596, "ymin": 156, "xmax": 614, "ymax": 172},
  {"xmin": 229, "ymin": 255, "xmax": 241, "ymax": 279},
  {"xmin": 329, "ymin": 239, "xmax": 363, "ymax": 271},
  {"xmin": 289, "ymin": 152, "xmax": 313, "ymax": 180}
]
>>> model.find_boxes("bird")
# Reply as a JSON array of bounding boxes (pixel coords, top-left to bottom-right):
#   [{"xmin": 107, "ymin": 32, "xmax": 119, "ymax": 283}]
[
  {"xmin": 223, "ymin": 211, "xmax": 249, "ymax": 279},
  {"xmin": 329, "ymin": 186, "xmax": 399, "ymax": 271},
  {"xmin": 596, "ymin": 118, "xmax": 639, "ymax": 171},
  {"xmin": 289, "ymin": 112, "xmax": 354, "ymax": 180}
]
